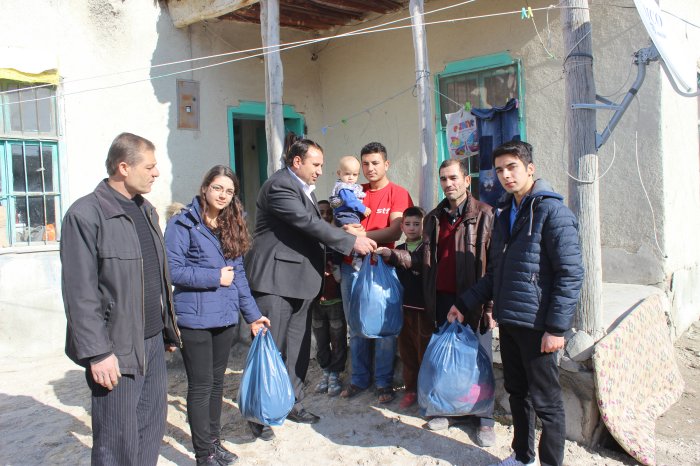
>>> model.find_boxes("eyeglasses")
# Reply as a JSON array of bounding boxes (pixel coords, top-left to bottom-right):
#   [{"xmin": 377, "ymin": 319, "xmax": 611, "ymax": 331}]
[{"xmin": 209, "ymin": 184, "xmax": 235, "ymax": 197}]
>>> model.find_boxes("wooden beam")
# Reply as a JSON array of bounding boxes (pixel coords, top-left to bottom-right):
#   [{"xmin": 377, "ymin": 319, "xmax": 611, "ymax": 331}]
[
  {"xmin": 410, "ymin": 0, "xmax": 436, "ymax": 210},
  {"xmin": 281, "ymin": 1, "xmax": 362, "ymax": 23},
  {"xmin": 561, "ymin": 0, "xmax": 604, "ymax": 339},
  {"xmin": 224, "ymin": 4, "xmax": 335, "ymax": 31},
  {"xmin": 309, "ymin": 0, "xmax": 400, "ymax": 15},
  {"xmin": 306, "ymin": 0, "xmax": 366, "ymax": 18},
  {"xmin": 261, "ymin": 0, "xmax": 286, "ymax": 174},
  {"xmin": 168, "ymin": 0, "xmax": 259, "ymax": 28}
]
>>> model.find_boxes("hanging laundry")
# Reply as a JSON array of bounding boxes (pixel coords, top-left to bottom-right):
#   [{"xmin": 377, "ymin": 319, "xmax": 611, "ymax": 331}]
[
  {"xmin": 445, "ymin": 109, "xmax": 479, "ymax": 159},
  {"xmin": 471, "ymin": 98, "xmax": 521, "ymax": 207}
]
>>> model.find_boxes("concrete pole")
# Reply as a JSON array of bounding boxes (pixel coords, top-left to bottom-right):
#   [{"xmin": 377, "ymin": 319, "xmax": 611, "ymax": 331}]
[
  {"xmin": 561, "ymin": 0, "xmax": 605, "ymax": 339},
  {"xmin": 260, "ymin": 0, "xmax": 285, "ymax": 175},
  {"xmin": 409, "ymin": 0, "xmax": 437, "ymax": 210}
]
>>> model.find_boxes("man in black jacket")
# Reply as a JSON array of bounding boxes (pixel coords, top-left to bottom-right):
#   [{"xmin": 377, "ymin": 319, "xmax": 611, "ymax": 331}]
[
  {"xmin": 448, "ymin": 141, "xmax": 584, "ymax": 466},
  {"xmin": 244, "ymin": 139, "xmax": 375, "ymax": 438},
  {"xmin": 61, "ymin": 133, "xmax": 181, "ymax": 466}
]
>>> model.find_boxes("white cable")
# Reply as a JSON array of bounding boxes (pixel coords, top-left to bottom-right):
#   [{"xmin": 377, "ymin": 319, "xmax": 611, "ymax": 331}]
[
  {"xmin": 1, "ymin": 3, "xmax": 587, "ymax": 106},
  {"xmin": 0, "ymin": 0, "xmax": 478, "ymax": 96},
  {"xmin": 633, "ymin": 130, "xmax": 666, "ymax": 258}
]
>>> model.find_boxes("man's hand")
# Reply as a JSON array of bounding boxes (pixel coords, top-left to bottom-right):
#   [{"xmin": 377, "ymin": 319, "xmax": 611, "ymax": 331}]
[
  {"xmin": 220, "ymin": 266, "xmax": 234, "ymax": 287},
  {"xmin": 250, "ymin": 316, "xmax": 271, "ymax": 337},
  {"xmin": 541, "ymin": 332, "xmax": 565, "ymax": 353},
  {"xmin": 90, "ymin": 354, "xmax": 121, "ymax": 390},
  {"xmin": 482, "ymin": 312, "xmax": 497, "ymax": 331},
  {"xmin": 446, "ymin": 305, "xmax": 464, "ymax": 324},
  {"xmin": 343, "ymin": 223, "xmax": 366, "ymax": 236},
  {"xmin": 375, "ymin": 247, "xmax": 391, "ymax": 258},
  {"xmin": 165, "ymin": 344, "xmax": 177, "ymax": 353},
  {"xmin": 353, "ymin": 236, "xmax": 377, "ymax": 256}
]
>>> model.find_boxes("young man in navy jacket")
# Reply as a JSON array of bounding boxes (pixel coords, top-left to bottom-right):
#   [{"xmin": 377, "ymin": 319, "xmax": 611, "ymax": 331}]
[{"xmin": 448, "ymin": 140, "xmax": 584, "ymax": 466}]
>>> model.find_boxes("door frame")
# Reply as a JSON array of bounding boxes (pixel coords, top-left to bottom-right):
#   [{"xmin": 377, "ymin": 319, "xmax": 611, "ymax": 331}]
[{"xmin": 227, "ymin": 101, "xmax": 305, "ymax": 179}]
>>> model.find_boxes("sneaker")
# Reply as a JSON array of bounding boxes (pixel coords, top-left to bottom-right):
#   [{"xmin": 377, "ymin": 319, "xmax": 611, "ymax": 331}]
[
  {"xmin": 476, "ymin": 425, "xmax": 496, "ymax": 447},
  {"xmin": 248, "ymin": 421, "xmax": 275, "ymax": 441},
  {"xmin": 426, "ymin": 417, "xmax": 449, "ymax": 431},
  {"xmin": 212, "ymin": 439, "xmax": 238, "ymax": 464},
  {"xmin": 488, "ymin": 453, "xmax": 536, "ymax": 466},
  {"xmin": 399, "ymin": 391, "xmax": 417, "ymax": 409},
  {"xmin": 197, "ymin": 454, "xmax": 227, "ymax": 466},
  {"xmin": 315, "ymin": 370, "xmax": 330, "ymax": 394},
  {"xmin": 327, "ymin": 372, "xmax": 342, "ymax": 397}
]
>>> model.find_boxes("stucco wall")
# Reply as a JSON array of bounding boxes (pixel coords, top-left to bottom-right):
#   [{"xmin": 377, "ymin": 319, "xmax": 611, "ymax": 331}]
[{"xmin": 658, "ymin": 0, "xmax": 700, "ymax": 332}]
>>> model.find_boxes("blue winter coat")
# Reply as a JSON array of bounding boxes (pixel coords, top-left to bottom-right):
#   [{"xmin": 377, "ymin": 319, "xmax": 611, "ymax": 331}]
[
  {"xmin": 164, "ymin": 197, "xmax": 262, "ymax": 329},
  {"xmin": 456, "ymin": 179, "xmax": 584, "ymax": 335}
]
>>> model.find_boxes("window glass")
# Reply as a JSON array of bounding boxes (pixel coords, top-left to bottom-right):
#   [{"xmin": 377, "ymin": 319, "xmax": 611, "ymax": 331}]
[
  {"xmin": 25, "ymin": 145, "xmax": 43, "ymax": 192},
  {"xmin": 14, "ymin": 197, "xmax": 27, "ymax": 242},
  {"xmin": 8, "ymin": 84, "xmax": 21, "ymax": 132},
  {"xmin": 20, "ymin": 88, "xmax": 38, "ymax": 133},
  {"xmin": 42, "ymin": 146, "xmax": 54, "ymax": 192},
  {"xmin": 1, "ymin": 80, "xmax": 60, "ymax": 245},
  {"xmin": 11, "ymin": 144, "xmax": 26, "ymax": 192}
]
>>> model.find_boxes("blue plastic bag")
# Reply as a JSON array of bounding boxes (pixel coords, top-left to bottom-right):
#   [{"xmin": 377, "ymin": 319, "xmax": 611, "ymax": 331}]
[
  {"xmin": 417, "ymin": 321, "xmax": 495, "ymax": 417},
  {"xmin": 237, "ymin": 330, "xmax": 294, "ymax": 426},
  {"xmin": 349, "ymin": 254, "xmax": 403, "ymax": 338}
]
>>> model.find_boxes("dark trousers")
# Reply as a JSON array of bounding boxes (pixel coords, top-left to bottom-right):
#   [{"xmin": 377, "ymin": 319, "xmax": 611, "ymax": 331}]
[
  {"xmin": 87, "ymin": 333, "xmax": 167, "ymax": 466},
  {"xmin": 435, "ymin": 292, "xmax": 494, "ymax": 426},
  {"xmin": 311, "ymin": 300, "xmax": 347, "ymax": 373},
  {"xmin": 253, "ymin": 292, "xmax": 313, "ymax": 412},
  {"xmin": 500, "ymin": 324, "xmax": 565, "ymax": 466},
  {"xmin": 179, "ymin": 325, "xmax": 236, "ymax": 458},
  {"xmin": 397, "ymin": 307, "xmax": 433, "ymax": 392}
]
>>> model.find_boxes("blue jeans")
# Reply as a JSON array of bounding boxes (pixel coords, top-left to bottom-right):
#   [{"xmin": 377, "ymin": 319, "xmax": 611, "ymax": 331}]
[{"xmin": 340, "ymin": 262, "xmax": 397, "ymax": 389}]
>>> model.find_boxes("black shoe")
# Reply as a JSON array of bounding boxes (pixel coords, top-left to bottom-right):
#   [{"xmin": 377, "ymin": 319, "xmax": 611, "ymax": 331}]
[
  {"xmin": 212, "ymin": 439, "xmax": 239, "ymax": 464},
  {"xmin": 287, "ymin": 408, "xmax": 320, "ymax": 424},
  {"xmin": 248, "ymin": 421, "xmax": 275, "ymax": 441},
  {"xmin": 196, "ymin": 454, "xmax": 226, "ymax": 466}
]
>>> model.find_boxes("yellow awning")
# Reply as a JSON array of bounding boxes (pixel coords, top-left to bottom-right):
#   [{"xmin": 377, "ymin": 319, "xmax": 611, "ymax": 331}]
[{"xmin": 0, "ymin": 68, "xmax": 59, "ymax": 86}]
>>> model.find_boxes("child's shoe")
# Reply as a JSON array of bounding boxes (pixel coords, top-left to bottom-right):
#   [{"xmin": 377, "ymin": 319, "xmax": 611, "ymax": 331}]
[
  {"xmin": 327, "ymin": 372, "xmax": 342, "ymax": 397},
  {"xmin": 399, "ymin": 391, "xmax": 417, "ymax": 409},
  {"xmin": 315, "ymin": 370, "xmax": 330, "ymax": 393}
]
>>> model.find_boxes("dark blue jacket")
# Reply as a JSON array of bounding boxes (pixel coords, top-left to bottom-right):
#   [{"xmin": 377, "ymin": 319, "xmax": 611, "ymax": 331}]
[
  {"xmin": 164, "ymin": 197, "xmax": 262, "ymax": 330},
  {"xmin": 456, "ymin": 179, "xmax": 584, "ymax": 335}
]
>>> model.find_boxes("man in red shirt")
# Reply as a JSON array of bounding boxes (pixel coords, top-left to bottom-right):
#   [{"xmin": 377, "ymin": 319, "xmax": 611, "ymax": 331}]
[{"xmin": 340, "ymin": 142, "xmax": 413, "ymax": 404}]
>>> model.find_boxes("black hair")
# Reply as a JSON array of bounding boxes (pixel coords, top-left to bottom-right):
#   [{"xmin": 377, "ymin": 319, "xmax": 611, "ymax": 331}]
[
  {"xmin": 284, "ymin": 138, "xmax": 323, "ymax": 167},
  {"xmin": 360, "ymin": 142, "xmax": 388, "ymax": 161},
  {"xmin": 105, "ymin": 133, "xmax": 155, "ymax": 176},
  {"xmin": 438, "ymin": 157, "xmax": 469, "ymax": 177},
  {"xmin": 492, "ymin": 140, "xmax": 533, "ymax": 166},
  {"xmin": 403, "ymin": 206, "xmax": 425, "ymax": 220}
]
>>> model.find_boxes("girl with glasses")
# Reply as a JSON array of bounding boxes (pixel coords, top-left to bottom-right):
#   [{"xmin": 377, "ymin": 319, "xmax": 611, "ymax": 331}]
[{"xmin": 165, "ymin": 165, "xmax": 269, "ymax": 465}]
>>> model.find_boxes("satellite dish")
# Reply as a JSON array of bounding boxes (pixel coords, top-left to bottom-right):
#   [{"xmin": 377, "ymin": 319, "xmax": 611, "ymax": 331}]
[{"xmin": 633, "ymin": 0, "xmax": 697, "ymax": 94}]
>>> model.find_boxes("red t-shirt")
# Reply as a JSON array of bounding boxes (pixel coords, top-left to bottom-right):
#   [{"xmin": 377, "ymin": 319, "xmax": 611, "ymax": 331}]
[{"xmin": 360, "ymin": 181, "xmax": 413, "ymax": 248}]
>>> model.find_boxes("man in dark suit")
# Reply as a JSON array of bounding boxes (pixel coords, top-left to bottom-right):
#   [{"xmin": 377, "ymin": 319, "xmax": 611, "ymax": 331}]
[{"xmin": 244, "ymin": 138, "xmax": 376, "ymax": 439}]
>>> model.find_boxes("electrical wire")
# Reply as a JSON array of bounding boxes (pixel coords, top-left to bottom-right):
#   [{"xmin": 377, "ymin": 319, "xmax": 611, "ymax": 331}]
[
  {"xmin": 634, "ymin": 130, "xmax": 666, "ymax": 257},
  {"xmin": 1, "ymin": 3, "xmax": 585, "ymax": 106},
  {"xmin": 0, "ymin": 0, "xmax": 477, "ymax": 97}
]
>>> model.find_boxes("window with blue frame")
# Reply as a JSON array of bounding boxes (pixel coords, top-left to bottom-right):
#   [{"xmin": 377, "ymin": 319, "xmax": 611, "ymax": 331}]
[
  {"xmin": 0, "ymin": 80, "xmax": 61, "ymax": 246},
  {"xmin": 435, "ymin": 53, "xmax": 525, "ymax": 199}
]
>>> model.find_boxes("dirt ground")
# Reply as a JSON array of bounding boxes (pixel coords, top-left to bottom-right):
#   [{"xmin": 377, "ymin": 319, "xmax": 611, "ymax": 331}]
[{"xmin": 0, "ymin": 321, "xmax": 698, "ymax": 466}]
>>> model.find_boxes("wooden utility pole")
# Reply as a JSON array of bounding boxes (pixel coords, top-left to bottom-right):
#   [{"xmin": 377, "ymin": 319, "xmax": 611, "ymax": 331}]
[
  {"xmin": 561, "ymin": 0, "xmax": 605, "ymax": 340},
  {"xmin": 410, "ymin": 0, "xmax": 437, "ymax": 209},
  {"xmin": 260, "ymin": 0, "xmax": 285, "ymax": 175}
]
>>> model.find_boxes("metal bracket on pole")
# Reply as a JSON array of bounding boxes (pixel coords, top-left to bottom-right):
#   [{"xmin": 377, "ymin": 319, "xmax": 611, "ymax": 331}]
[{"xmin": 571, "ymin": 44, "xmax": 660, "ymax": 150}]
